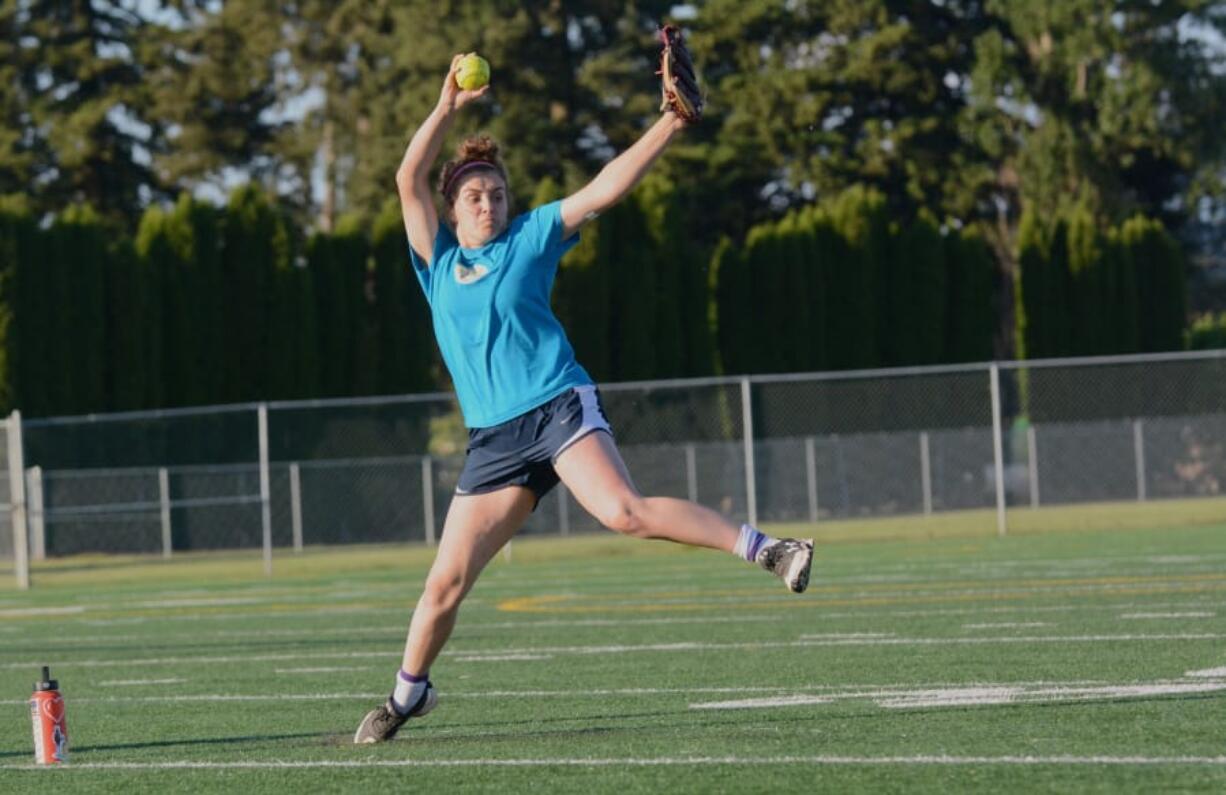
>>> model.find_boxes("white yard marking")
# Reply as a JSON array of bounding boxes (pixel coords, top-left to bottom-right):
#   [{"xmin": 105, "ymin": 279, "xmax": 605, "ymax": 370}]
[
  {"xmin": 690, "ymin": 680, "xmax": 1226, "ymax": 711},
  {"xmin": 98, "ymin": 678, "xmax": 185, "ymax": 687},
  {"xmin": 274, "ymin": 667, "xmax": 374, "ymax": 674},
  {"xmin": 3, "ymin": 677, "xmax": 1217, "ymax": 709},
  {"xmin": 961, "ymin": 622, "xmax": 1049, "ymax": 629},
  {"xmin": 878, "ymin": 682, "xmax": 1226, "ymax": 709},
  {"xmin": 690, "ymin": 695, "xmax": 834, "ymax": 709},
  {"xmin": 796, "ymin": 633, "xmax": 895, "ymax": 639},
  {"xmin": 1185, "ymin": 667, "xmax": 1226, "ymax": 678},
  {"xmin": 1119, "ymin": 612, "xmax": 1215, "ymax": 619},
  {"xmin": 454, "ymin": 654, "xmax": 553, "ymax": 662},
  {"xmin": 2, "ymin": 755, "xmax": 1225, "ymax": 770},
  {"xmin": 0, "ymin": 605, "xmax": 85, "ymax": 618},
  {"xmin": 874, "ymin": 687, "xmax": 1019, "ymax": 708},
  {"xmin": 134, "ymin": 597, "xmax": 268, "ymax": 608}
]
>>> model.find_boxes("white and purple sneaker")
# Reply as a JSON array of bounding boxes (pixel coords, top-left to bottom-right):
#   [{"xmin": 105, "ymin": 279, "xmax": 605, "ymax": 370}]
[{"xmin": 757, "ymin": 538, "xmax": 814, "ymax": 593}]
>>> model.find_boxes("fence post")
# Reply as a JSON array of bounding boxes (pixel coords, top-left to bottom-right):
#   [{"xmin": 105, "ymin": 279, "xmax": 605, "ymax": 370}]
[
  {"xmin": 1133, "ymin": 419, "xmax": 1147, "ymax": 502},
  {"xmin": 422, "ymin": 455, "xmax": 435, "ymax": 545},
  {"xmin": 158, "ymin": 467, "xmax": 172, "ymax": 558},
  {"xmin": 919, "ymin": 431, "xmax": 933, "ymax": 515},
  {"xmin": 741, "ymin": 377, "xmax": 758, "ymax": 527},
  {"xmin": 289, "ymin": 462, "xmax": 303, "ymax": 552},
  {"xmin": 805, "ymin": 436, "xmax": 819, "ymax": 523},
  {"xmin": 685, "ymin": 444, "xmax": 698, "ymax": 504},
  {"xmin": 1028, "ymin": 425, "xmax": 1039, "ymax": 509},
  {"xmin": 26, "ymin": 466, "xmax": 44, "ymax": 561},
  {"xmin": 8, "ymin": 410, "xmax": 29, "ymax": 590},
  {"xmin": 989, "ymin": 365, "xmax": 1008, "ymax": 538},
  {"xmin": 258, "ymin": 403, "xmax": 272, "ymax": 576}
]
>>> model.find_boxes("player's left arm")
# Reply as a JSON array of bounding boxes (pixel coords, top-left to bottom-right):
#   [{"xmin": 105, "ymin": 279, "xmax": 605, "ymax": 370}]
[{"xmin": 559, "ymin": 111, "xmax": 687, "ymax": 240}]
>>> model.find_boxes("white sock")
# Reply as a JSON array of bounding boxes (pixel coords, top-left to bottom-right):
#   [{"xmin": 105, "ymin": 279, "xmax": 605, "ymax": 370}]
[
  {"xmin": 392, "ymin": 669, "xmax": 428, "ymax": 715},
  {"xmin": 733, "ymin": 524, "xmax": 776, "ymax": 563}
]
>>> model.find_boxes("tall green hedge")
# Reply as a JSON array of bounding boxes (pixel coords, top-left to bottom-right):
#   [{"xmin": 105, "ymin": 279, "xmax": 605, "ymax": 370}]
[
  {"xmin": 0, "ymin": 183, "xmax": 1201, "ymax": 418},
  {"xmin": 1019, "ymin": 208, "xmax": 1185, "ymax": 360}
]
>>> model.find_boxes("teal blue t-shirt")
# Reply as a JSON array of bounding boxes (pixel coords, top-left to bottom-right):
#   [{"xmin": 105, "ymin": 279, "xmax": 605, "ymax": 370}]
[{"xmin": 409, "ymin": 200, "xmax": 593, "ymax": 428}]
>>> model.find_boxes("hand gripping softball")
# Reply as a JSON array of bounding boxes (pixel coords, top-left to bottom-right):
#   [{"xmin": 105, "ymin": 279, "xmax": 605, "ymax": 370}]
[{"xmin": 658, "ymin": 24, "xmax": 703, "ymax": 123}]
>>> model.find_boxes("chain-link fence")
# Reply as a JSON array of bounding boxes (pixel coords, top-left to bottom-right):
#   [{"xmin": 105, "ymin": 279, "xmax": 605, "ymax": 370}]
[{"xmin": 6, "ymin": 350, "xmax": 1226, "ymax": 586}]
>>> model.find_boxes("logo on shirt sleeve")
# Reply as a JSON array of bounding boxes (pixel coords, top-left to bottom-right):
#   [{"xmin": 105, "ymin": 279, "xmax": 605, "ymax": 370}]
[{"xmin": 454, "ymin": 262, "xmax": 491, "ymax": 285}]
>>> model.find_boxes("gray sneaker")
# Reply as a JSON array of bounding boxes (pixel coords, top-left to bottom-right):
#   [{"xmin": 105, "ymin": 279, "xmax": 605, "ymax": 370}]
[
  {"xmin": 353, "ymin": 683, "xmax": 437, "ymax": 744},
  {"xmin": 756, "ymin": 538, "xmax": 814, "ymax": 593}
]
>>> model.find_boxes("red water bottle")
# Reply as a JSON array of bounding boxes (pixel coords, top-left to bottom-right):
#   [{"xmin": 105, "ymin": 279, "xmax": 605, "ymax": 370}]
[{"xmin": 30, "ymin": 666, "xmax": 69, "ymax": 764}]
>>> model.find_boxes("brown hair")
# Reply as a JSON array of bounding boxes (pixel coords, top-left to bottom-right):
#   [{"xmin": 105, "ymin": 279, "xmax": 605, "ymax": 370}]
[{"xmin": 438, "ymin": 135, "xmax": 510, "ymax": 204}]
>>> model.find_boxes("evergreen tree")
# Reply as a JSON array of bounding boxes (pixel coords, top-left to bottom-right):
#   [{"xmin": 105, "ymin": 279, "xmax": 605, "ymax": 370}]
[
  {"xmin": 371, "ymin": 196, "xmax": 433, "ymax": 394},
  {"xmin": 944, "ymin": 226, "xmax": 995, "ymax": 363},
  {"xmin": 309, "ymin": 222, "xmax": 367, "ymax": 398},
  {"xmin": 710, "ymin": 236, "xmax": 746, "ymax": 375},
  {"xmin": 13, "ymin": 2, "xmax": 161, "ymax": 223},
  {"xmin": 144, "ymin": 1, "xmax": 289, "ymax": 210},
  {"xmin": 221, "ymin": 185, "xmax": 291, "ymax": 402},
  {"xmin": 890, "ymin": 213, "xmax": 947, "ymax": 366}
]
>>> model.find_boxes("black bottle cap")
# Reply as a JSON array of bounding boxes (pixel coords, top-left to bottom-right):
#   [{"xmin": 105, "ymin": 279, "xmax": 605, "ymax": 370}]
[{"xmin": 35, "ymin": 665, "xmax": 58, "ymax": 692}]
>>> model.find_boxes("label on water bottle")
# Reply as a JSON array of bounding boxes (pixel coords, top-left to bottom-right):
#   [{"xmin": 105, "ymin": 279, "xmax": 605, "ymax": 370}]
[{"xmin": 30, "ymin": 691, "xmax": 68, "ymax": 764}]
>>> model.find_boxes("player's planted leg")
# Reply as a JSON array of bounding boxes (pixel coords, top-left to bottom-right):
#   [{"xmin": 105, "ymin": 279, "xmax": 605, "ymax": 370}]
[{"xmin": 353, "ymin": 487, "xmax": 533, "ymax": 743}]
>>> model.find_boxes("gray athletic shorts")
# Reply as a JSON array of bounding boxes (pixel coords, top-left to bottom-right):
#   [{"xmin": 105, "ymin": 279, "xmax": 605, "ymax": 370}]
[{"xmin": 455, "ymin": 385, "xmax": 612, "ymax": 504}]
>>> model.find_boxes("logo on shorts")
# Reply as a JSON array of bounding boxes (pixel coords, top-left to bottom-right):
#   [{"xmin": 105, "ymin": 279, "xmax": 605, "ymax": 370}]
[{"xmin": 454, "ymin": 262, "xmax": 491, "ymax": 285}]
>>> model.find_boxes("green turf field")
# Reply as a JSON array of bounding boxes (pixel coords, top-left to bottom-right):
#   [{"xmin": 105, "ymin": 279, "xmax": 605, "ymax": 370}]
[{"xmin": 2, "ymin": 517, "xmax": 1225, "ymax": 793}]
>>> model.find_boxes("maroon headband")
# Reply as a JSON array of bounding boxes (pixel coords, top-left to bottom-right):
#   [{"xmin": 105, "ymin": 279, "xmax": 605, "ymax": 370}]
[{"xmin": 442, "ymin": 160, "xmax": 501, "ymax": 198}]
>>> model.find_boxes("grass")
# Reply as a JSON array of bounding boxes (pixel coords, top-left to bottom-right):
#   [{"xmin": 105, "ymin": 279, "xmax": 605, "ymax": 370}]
[{"xmin": 1, "ymin": 511, "xmax": 1225, "ymax": 792}]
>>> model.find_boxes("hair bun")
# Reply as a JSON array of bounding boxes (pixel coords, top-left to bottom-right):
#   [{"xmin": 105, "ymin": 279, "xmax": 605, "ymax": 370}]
[
  {"xmin": 439, "ymin": 135, "xmax": 510, "ymax": 201},
  {"xmin": 457, "ymin": 135, "xmax": 499, "ymax": 163}
]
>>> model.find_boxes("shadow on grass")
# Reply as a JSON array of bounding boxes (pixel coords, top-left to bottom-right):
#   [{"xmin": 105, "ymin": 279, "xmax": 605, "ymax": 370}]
[{"xmin": 0, "ymin": 731, "xmax": 323, "ymax": 758}]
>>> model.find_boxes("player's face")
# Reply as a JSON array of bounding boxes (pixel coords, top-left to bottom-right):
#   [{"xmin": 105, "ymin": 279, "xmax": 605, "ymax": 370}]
[{"xmin": 452, "ymin": 173, "xmax": 508, "ymax": 246}]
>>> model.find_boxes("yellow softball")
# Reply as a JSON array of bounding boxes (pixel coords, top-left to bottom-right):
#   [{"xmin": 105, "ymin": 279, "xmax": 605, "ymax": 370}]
[{"xmin": 455, "ymin": 54, "xmax": 490, "ymax": 91}]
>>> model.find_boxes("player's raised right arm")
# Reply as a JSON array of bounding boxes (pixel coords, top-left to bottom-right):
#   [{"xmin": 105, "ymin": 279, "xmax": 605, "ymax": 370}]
[{"xmin": 396, "ymin": 54, "xmax": 490, "ymax": 264}]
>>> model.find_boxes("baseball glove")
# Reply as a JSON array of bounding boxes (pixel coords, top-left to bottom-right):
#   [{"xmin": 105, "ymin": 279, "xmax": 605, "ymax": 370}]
[{"xmin": 658, "ymin": 24, "xmax": 703, "ymax": 123}]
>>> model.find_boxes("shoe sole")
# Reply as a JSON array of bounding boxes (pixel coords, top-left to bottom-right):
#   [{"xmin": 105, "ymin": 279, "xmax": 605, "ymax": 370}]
[{"xmin": 786, "ymin": 540, "xmax": 814, "ymax": 594}]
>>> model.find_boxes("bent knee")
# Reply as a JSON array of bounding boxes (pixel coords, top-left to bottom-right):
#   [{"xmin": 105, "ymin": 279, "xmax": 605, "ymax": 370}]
[
  {"xmin": 596, "ymin": 497, "xmax": 651, "ymax": 538},
  {"xmin": 420, "ymin": 571, "xmax": 468, "ymax": 614}
]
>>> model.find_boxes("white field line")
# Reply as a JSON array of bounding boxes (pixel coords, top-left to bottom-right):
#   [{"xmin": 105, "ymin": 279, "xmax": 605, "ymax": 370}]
[
  {"xmin": 961, "ymin": 623, "xmax": 1049, "ymax": 629},
  {"xmin": 0, "ymin": 681, "xmax": 1112, "ymax": 707},
  {"xmin": 875, "ymin": 683, "xmax": 1226, "ymax": 709},
  {"xmin": 0, "ymin": 606, "xmax": 86, "ymax": 618},
  {"xmin": 1119, "ymin": 612, "xmax": 1215, "ymax": 619},
  {"xmin": 1186, "ymin": 667, "xmax": 1226, "ymax": 678},
  {"xmin": 132, "ymin": 598, "xmax": 268, "ymax": 608},
  {"xmin": 6, "ymin": 633, "xmax": 1226, "ymax": 670},
  {"xmin": 3, "ymin": 755, "xmax": 1226, "ymax": 771},
  {"xmin": 274, "ymin": 667, "xmax": 375, "ymax": 674},
  {"xmin": 98, "ymin": 678, "xmax": 186, "ymax": 687},
  {"xmin": 691, "ymin": 680, "xmax": 1226, "ymax": 711},
  {"xmin": 454, "ymin": 654, "xmax": 553, "ymax": 662},
  {"xmin": 692, "ymin": 695, "xmax": 834, "ymax": 709},
  {"xmin": 2, "ymin": 678, "xmax": 1219, "ymax": 709}
]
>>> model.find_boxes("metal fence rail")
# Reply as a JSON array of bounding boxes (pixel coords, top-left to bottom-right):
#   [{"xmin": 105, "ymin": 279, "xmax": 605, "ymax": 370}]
[{"xmin": 6, "ymin": 349, "xmax": 1226, "ymax": 587}]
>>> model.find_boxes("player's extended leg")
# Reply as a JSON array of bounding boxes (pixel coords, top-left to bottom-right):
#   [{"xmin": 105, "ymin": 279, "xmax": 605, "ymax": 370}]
[
  {"xmin": 354, "ymin": 486, "xmax": 535, "ymax": 743},
  {"xmin": 554, "ymin": 431, "xmax": 813, "ymax": 591}
]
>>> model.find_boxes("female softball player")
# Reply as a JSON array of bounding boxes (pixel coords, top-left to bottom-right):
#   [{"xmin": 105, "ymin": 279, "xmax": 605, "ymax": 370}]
[{"xmin": 355, "ymin": 40, "xmax": 813, "ymax": 743}]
